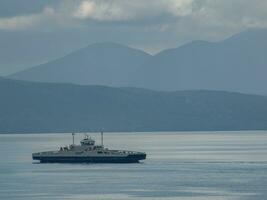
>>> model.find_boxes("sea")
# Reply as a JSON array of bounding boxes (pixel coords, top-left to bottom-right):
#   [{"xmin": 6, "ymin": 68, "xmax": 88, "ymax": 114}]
[{"xmin": 0, "ymin": 131, "xmax": 267, "ymax": 200}]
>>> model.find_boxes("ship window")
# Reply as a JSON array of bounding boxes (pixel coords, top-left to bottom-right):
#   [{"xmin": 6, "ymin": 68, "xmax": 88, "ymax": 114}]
[{"xmin": 97, "ymin": 151, "xmax": 103, "ymax": 154}]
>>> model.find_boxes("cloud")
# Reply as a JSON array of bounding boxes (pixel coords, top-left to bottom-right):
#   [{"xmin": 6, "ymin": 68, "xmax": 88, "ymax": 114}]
[
  {"xmin": 1, "ymin": 0, "xmax": 267, "ymax": 52},
  {"xmin": 191, "ymin": 0, "xmax": 267, "ymax": 29},
  {"xmin": 70, "ymin": 0, "xmax": 267, "ymax": 31},
  {"xmin": 0, "ymin": 15, "xmax": 37, "ymax": 30},
  {"xmin": 1, "ymin": 0, "xmax": 267, "ymax": 31},
  {"xmin": 72, "ymin": 0, "xmax": 194, "ymax": 21},
  {"xmin": 73, "ymin": 0, "xmax": 134, "ymax": 21},
  {"xmin": 0, "ymin": 7, "xmax": 56, "ymax": 30}
]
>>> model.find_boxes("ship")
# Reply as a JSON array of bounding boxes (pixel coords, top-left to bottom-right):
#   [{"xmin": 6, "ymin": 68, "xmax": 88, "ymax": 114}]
[{"xmin": 32, "ymin": 133, "xmax": 146, "ymax": 163}]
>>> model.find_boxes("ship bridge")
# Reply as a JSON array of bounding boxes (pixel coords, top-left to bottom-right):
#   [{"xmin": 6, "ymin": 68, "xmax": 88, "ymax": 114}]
[{"xmin": 80, "ymin": 136, "xmax": 95, "ymax": 146}]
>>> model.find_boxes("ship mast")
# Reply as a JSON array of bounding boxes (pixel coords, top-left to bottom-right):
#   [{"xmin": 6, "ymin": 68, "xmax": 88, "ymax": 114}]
[
  {"xmin": 72, "ymin": 133, "xmax": 75, "ymax": 145},
  {"xmin": 101, "ymin": 131, "xmax": 104, "ymax": 147}
]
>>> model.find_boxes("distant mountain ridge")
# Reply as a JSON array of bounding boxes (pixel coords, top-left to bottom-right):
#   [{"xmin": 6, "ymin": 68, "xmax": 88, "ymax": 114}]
[
  {"xmin": 9, "ymin": 42, "xmax": 151, "ymax": 86},
  {"xmin": 0, "ymin": 78, "xmax": 267, "ymax": 133},
  {"xmin": 136, "ymin": 29, "xmax": 267, "ymax": 94},
  {"xmin": 9, "ymin": 29, "xmax": 267, "ymax": 95}
]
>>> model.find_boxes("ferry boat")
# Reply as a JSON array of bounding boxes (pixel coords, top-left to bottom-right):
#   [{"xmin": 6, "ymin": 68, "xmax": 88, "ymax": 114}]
[{"xmin": 32, "ymin": 133, "xmax": 146, "ymax": 163}]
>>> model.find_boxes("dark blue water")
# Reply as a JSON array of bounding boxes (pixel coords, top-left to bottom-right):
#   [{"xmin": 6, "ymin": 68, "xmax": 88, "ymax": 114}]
[{"xmin": 1, "ymin": 131, "xmax": 267, "ymax": 200}]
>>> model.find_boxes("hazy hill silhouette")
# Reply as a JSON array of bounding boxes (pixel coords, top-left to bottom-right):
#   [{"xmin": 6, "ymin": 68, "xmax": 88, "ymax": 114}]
[
  {"xmin": 134, "ymin": 29, "xmax": 267, "ymax": 94},
  {"xmin": 1, "ymin": 78, "xmax": 267, "ymax": 133},
  {"xmin": 9, "ymin": 43, "xmax": 151, "ymax": 86},
  {"xmin": 9, "ymin": 29, "xmax": 267, "ymax": 95}
]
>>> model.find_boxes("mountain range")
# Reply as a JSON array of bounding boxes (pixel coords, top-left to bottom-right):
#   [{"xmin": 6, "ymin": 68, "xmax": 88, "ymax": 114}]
[
  {"xmin": 9, "ymin": 43, "xmax": 151, "ymax": 87},
  {"xmin": 9, "ymin": 29, "xmax": 267, "ymax": 95},
  {"xmin": 1, "ymin": 77, "xmax": 267, "ymax": 133}
]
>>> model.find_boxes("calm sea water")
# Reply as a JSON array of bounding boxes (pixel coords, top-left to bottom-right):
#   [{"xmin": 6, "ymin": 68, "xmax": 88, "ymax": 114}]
[{"xmin": 0, "ymin": 131, "xmax": 267, "ymax": 200}]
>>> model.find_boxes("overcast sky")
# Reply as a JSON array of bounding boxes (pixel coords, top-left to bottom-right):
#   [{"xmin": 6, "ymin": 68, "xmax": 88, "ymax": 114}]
[{"xmin": 0, "ymin": 0, "xmax": 267, "ymax": 75}]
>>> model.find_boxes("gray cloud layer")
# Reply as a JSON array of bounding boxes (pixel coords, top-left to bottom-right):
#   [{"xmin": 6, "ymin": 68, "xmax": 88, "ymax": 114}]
[
  {"xmin": 0, "ymin": 0, "xmax": 267, "ymax": 74},
  {"xmin": 1, "ymin": 0, "xmax": 267, "ymax": 49}
]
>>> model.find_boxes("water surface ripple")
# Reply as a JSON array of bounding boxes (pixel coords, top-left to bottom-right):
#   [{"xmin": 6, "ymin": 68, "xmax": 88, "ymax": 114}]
[{"xmin": 0, "ymin": 131, "xmax": 267, "ymax": 200}]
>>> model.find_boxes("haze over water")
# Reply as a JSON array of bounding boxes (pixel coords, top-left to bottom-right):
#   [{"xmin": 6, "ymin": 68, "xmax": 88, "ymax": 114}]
[{"xmin": 1, "ymin": 131, "xmax": 267, "ymax": 200}]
